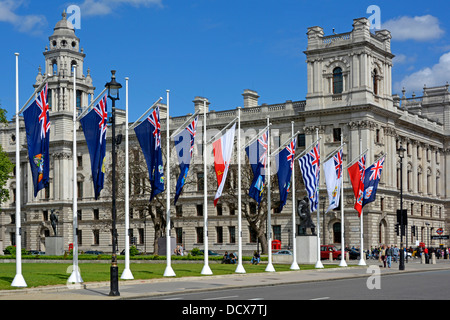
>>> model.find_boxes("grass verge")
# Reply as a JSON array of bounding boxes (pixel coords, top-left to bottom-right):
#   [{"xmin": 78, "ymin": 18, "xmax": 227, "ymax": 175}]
[{"xmin": 0, "ymin": 262, "xmax": 340, "ymax": 290}]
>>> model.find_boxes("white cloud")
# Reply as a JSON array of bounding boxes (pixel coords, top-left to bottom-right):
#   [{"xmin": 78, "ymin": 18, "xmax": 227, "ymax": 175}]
[
  {"xmin": 394, "ymin": 52, "xmax": 450, "ymax": 93},
  {"xmin": 0, "ymin": 0, "xmax": 46, "ymax": 34},
  {"xmin": 382, "ymin": 15, "xmax": 444, "ymax": 41},
  {"xmin": 79, "ymin": 0, "xmax": 163, "ymax": 16}
]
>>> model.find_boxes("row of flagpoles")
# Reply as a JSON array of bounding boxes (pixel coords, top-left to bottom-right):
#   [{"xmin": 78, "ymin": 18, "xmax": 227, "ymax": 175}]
[{"xmin": 11, "ymin": 53, "xmax": 387, "ymax": 287}]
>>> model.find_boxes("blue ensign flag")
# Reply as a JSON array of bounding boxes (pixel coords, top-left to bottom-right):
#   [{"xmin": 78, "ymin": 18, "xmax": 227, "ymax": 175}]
[
  {"xmin": 134, "ymin": 106, "xmax": 164, "ymax": 201},
  {"xmin": 80, "ymin": 95, "xmax": 108, "ymax": 200},
  {"xmin": 361, "ymin": 156, "xmax": 385, "ymax": 208},
  {"xmin": 275, "ymin": 138, "xmax": 296, "ymax": 212},
  {"xmin": 245, "ymin": 130, "xmax": 268, "ymax": 207},
  {"xmin": 173, "ymin": 116, "xmax": 198, "ymax": 205},
  {"xmin": 23, "ymin": 83, "xmax": 50, "ymax": 197}
]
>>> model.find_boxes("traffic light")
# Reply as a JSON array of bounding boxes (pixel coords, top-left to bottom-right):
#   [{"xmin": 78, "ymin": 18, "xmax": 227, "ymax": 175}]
[{"xmin": 395, "ymin": 223, "xmax": 399, "ymax": 236}]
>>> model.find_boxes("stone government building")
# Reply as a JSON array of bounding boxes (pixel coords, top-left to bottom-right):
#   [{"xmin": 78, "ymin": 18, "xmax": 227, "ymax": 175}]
[{"xmin": 0, "ymin": 13, "xmax": 449, "ymax": 255}]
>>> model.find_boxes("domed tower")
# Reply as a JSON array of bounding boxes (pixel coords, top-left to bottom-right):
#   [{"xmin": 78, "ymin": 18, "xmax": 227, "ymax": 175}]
[{"xmin": 35, "ymin": 10, "xmax": 95, "ymax": 113}]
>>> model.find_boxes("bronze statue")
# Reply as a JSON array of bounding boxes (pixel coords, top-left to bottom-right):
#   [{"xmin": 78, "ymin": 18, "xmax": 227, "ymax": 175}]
[
  {"xmin": 50, "ymin": 210, "xmax": 58, "ymax": 236},
  {"xmin": 297, "ymin": 196, "xmax": 316, "ymax": 235}
]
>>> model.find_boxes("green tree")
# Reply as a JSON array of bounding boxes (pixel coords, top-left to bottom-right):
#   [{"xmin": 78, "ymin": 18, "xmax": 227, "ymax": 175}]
[{"xmin": 0, "ymin": 105, "xmax": 14, "ymax": 205}]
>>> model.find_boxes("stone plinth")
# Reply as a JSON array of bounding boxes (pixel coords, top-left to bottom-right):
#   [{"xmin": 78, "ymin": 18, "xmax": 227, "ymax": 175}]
[
  {"xmin": 45, "ymin": 237, "xmax": 64, "ymax": 255},
  {"xmin": 296, "ymin": 236, "xmax": 318, "ymax": 264}
]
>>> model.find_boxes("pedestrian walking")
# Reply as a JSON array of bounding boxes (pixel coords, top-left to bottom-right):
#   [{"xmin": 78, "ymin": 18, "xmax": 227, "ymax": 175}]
[
  {"xmin": 386, "ymin": 245, "xmax": 393, "ymax": 268},
  {"xmin": 381, "ymin": 245, "xmax": 387, "ymax": 268}
]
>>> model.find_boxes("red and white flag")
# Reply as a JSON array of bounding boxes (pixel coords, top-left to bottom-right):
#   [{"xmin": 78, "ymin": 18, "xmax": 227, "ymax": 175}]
[
  {"xmin": 212, "ymin": 123, "xmax": 236, "ymax": 206},
  {"xmin": 347, "ymin": 154, "xmax": 366, "ymax": 217}
]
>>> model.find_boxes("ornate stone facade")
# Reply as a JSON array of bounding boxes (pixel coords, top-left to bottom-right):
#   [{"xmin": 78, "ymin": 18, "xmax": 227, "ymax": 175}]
[{"xmin": 0, "ymin": 15, "xmax": 448, "ymax": 255}]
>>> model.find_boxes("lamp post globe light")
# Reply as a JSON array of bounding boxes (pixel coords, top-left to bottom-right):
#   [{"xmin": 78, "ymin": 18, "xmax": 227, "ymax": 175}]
[
  {"xmin": 397, "ymin": 144, "xmax": 406, "ymax": 271},
  {"xmin": 105, "ymin": 70, "xmax": 122, "ymax": 296}
]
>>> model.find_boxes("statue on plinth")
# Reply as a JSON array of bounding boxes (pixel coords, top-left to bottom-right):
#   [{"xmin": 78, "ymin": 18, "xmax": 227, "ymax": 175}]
[
  {"xmin": 50, "ymin": 209, "xmax": 58, "ymax": 236},
  {"xmin": 297, "ymin": 196, "xmax": 316, "ymax": 235}
]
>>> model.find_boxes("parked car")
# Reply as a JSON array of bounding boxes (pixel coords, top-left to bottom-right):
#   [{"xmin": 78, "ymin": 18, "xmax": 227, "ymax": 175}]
[
  {"xmin": 28, "ymin": 250, "xmax": 45, "ymax": 255},
  {"xmin": 199, "ymin": 250, "xmax": 220, "ymax": 256},
  {"xmin": 274, "ymin": 250, "xmax": 292, "ymax": 255},
  {"xmin": 84, "ymin": 250, "xmax": 104, "ymax": 255},
  {"xmin": 345, "ymin": 248, "xmax": 360, "ymax": 260},
  {"xmin": 320, "ymin": 245, "xmax": 341, "ymax": 260}
]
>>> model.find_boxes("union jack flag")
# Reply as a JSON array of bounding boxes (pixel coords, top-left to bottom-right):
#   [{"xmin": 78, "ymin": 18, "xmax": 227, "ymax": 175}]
[
  {"xmin": 147, "ymin": 106, "xmax": 161, "ymax": 148},
  {"xmin": 333, "ymin": 149, "xmax": 343, "ymax": 179},
  {"xmin": 309, "ymin": 144, "xmax": 320, "ymax": 177},
  {"xmin": 369, "ymin": 156, "xmax": 384, "ymax": 181},
  {"xmin": 37, "ymin": 83, "xmax": 51, "ymax": 139},
  {"xmin": 186, "ymin": 116, "xmax": 198, "ymax": 157},
  {"xmin": 286, "ymin": 138, "xmax": 296, "ymax": 169},
  {"xmin": 358, "ymin": 154, "xmax": 366, "ymax": 182},
  {"xmin": 93, "ymin": 95, "xmax": 108, "ymax": 144},
  {"xmin": 258, "ymin": 131, "xmax": 268, "ymax": 167}
]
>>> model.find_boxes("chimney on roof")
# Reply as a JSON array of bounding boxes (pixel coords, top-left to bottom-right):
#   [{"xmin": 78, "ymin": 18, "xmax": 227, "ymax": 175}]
[
  {"xmin": 242, "ymin": 89, "xmax": 259, "ymax": 108},
  {"xmin": 193, "ymin": 96, "xmax": 210, "ymax": 113}
]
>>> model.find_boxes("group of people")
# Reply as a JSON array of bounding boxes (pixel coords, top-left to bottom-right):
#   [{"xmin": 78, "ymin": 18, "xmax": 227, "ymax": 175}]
[
  {"xmin": 222, "ymin": 251, "xmax": 237, "ymax": 264},
  {"xmin": 376, "ymin": 244, "xmax": 400, "ymax": 268}
]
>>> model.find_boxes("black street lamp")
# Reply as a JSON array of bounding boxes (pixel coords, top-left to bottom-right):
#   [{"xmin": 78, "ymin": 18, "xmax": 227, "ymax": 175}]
[
  {"xmin": 398, "ymin": 144, "xmax": 406, "ymax": 271},
  {"xmin": 105, "ymin": 70, "xmax": 122, "ymax": 296}
]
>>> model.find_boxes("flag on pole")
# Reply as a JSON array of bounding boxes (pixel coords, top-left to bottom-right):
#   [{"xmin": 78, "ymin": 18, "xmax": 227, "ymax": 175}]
[
  {"xmin": 245, "ymin": 130, "xmax": 268, "ymax": 207},
  {"xmin": 23, "ymin": 83, "xmax": 50, "ymax": 197},
  {"xmin": 324, "ymin": 149, "xmax": 343, "ymax": 213},
  {"xmin": 275, "ymin": 137, "xmax": 296, "ymax": 212},
  {"xmin": 361, "ymin": 156, "xmax": 385, "ymax": 208},
  {"xmin": 212, "ymin": 123, "xmax": 236, "ymax": 206},
  {"xmin": 298, "ymin": 143, "xmax": 320, "ymax": 213},
  {"xmin": 134, "ymin": 106, "xmax": 164, "ymax": 201},
  {"xmin": 347, "ymin": 154, "xmax": 366, "ymax": 216},
  {"xmin": 173, "ymin": 116, "xmax": 198, "ymax": 205},
  {"xmin": 80, "ymin": 95, "xmax": 108, "ymax": 200}
]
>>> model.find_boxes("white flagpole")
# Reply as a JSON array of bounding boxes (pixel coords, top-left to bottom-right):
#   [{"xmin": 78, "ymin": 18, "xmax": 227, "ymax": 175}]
[
  {"xmin": 121, "ymin": 77, "xmax": 134, "ymax": 280},
  {"xmin": 358, "ymin": 138, "xmax": 366, "ymax": 266},
  {"xmin": 315, "ymin": 128, "xmax": 324, "ymax": 269},
  {"xmin": 339, "ymin": 133, "xmax": 347, "ymax": 267},
  {"xmin": 201, "ymin": 99, "xmax": 213, "ymax": 275},
  {"xmin": 290, "ymin": 121, "xmax": 300, "ymax": 270},
  {"xmin": 164, "ymin": 90, "xmax": 176, "ymax": 277},
  {"xmin": 265, "ymin": 117, "xmax": 275, "ymax": 272},
  {"xmin": 68, "ymin": 66, "xmax": 83, "ymax": 283},
  {"xmin": 235, "ymin": 107, "xmax": 245, "ymax": 273},
  {"xmin": 11, "ymin": 53, "xmax": 27, "ymax": 288}
]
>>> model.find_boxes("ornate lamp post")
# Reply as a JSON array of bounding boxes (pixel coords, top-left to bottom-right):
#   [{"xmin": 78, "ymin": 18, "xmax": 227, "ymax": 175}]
[
  {"xmin": 105, "ymin": 70, "xmax": 122, "ymax": 296},
  {"xmin": 398, "ymin": 144, "xmax": 406, "ymax": 271}
]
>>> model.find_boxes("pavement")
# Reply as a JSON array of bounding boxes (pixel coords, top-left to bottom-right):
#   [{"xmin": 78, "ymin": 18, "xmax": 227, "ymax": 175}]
[{"xmin": 1, "ymin": 258, "xmax": 449, "ymax": 300}]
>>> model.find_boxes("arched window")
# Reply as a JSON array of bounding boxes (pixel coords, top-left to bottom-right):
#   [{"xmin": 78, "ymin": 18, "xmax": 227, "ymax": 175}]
[
  {"xmin": 373, "ymin": 69, "xmax": 378, "ymax": 95},
  {"xmin": 333, "ymin": 67, "xmax": 343, "ymax": 94},
  {"xmin": 333, "ymin": 222, "xmax": 341, "ymax": 243},
  {"xmin": 52, "ymin": 60, "xmax": 58, "ymax": 75}
]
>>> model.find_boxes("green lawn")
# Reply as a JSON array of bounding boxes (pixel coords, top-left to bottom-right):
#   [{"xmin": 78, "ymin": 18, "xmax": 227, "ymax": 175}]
[{"xmin": 0, "ymin": 262, "xmax": 339, "ymax": 290}]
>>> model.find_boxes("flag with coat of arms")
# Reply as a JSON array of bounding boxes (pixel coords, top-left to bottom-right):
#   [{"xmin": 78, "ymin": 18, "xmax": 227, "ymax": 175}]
[
  {"xmin": 323, "ymin": 148, "xmax": 343, "ymax": 213},
  {"xmin": 275, "ymin": 137, "xmax": 296, "ymax": 212},
  {"xmin": 23, "ymin": 83, "xmax": 50, "ymax": 197},
  {"xmin": 134, "ymin": 106, "xmax": 164, "ymax": 201},
  {"xmin": 173, "ymin": 116, "xmax": 198, "ymax": 205},
  {"xmin": 80, "ymin": 95, "xmax": 108, "ymax": 200}
]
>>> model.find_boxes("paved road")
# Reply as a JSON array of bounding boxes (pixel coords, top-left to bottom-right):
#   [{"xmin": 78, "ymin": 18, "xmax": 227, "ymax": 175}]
[
  {"xmin": 146, "ymin": 269, "xmax": 450, "ymax": 300},
  {"xmin": 1, "ymin": 258, "xmax": 449, "ymax": 301}
]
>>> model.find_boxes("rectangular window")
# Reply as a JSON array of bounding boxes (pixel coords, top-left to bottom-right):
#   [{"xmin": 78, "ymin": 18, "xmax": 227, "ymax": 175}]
[
  {"xmin": 273, "ymin": 225, "xmax": 281, "ymax": 241},
  {"xmin": 333, "ymin": 128, "xmax": 341, "ymax": 142},
  {"xmin": 216, "ymin": 226, "xmax": 223, "ymax": 243},
  {"xmin": 197, "ymin": 172, "xmax": 204, "ymax": 191},
  {"xmin": 196, "ymin": 204, "xmax": 203, "ymax": 216},
  {"xmin": 229, "ymin": 226, "xmax": 236, "ymax": 244},
  {"xmin": 93, "ymin": 230, "xmax": 100, "ymax": 245},
  {"xmin": 196, "ymin": 227, "xmax": 204, "ymax": 244}
]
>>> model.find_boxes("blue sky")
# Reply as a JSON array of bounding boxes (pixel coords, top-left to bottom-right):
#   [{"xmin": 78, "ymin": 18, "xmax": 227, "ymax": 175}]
[{"xmin": 1, "ymin": 0, "xmax": 450, "ymax": 121}]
